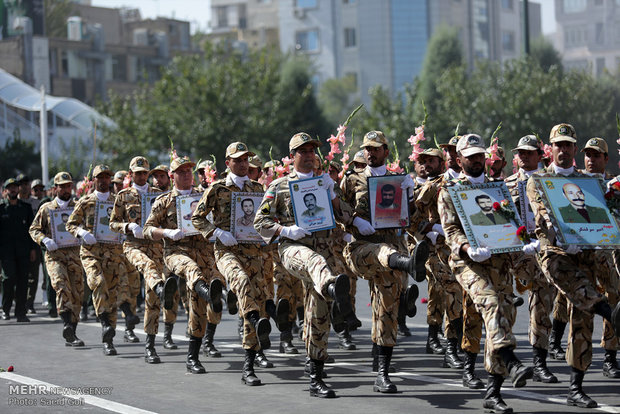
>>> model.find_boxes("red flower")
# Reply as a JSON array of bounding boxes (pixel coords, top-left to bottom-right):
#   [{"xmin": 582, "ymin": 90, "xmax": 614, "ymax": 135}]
[
  {"xmin": 7, "ymin": 365, "xmax": 14, "ymax": 372},
  {"xmin": 492, "ymin": 202, "xmax": 501, "ymax": 211},
  {"xmin": 516, "ymin": 225, "xmax": 529, "ymax": 242},
  {"xmin": 612, "ymin": 181, "xmax": 620, "ymax": 191}
]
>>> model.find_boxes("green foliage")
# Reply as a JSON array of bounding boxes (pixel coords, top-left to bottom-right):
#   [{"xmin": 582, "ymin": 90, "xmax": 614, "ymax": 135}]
[
  {"xmin": 318, "ymin": 74, "xmax": 361, "ymax": 127},
  {"xmin": 48, "ymin": 136, "xmax": 93, "ymax": 179},
  {"xmin": 529, "ymin": 36, "xmax": 563, "ymax": 73},
  {"xmin": 0, "ymin": 130, "xmax": 41, "ymax": 179},
  {"xmin": 44, "ymin": 0, "xmax": 77, "ymax": 38}
]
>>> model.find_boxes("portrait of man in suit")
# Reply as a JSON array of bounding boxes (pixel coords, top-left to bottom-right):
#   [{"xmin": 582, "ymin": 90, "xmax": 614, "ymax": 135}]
[
  {"xmin": 558, "ymin": 182, "xmax": 610, "ymax": 224},
  {"xmin": 377, "ymin": 184, "xmax": 400, "ymax": 210},
  {"xmin": 56, "ymin": 213, "xmax": 70, "ymax": 233},
  {"xmin": 469, "ymin": 194, "xmax": 509, "ymax": 226},
  {"xmin": 301, "ymin": 193, "xmax": 325, "ymax": 218},
  {"xmin": 183, "ymin": 199, "xmax": 199, "ymax": 221}
]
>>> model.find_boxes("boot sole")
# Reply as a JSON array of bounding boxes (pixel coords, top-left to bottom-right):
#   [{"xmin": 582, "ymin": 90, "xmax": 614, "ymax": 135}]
[
  {"xmin": 567, "ymin": 399, "xmax": 598, "ymax": 408},
  {"xmin": 256, "ymin": 318, "xmax": 272, "ymax": 350},
  {"xmin": 227, "ymin": 290, "xmax": 238, "ymax": 315},
  {"xmin": 162, "ymin": 277, "xmax": 178, "ymax": 310},
  {"xmin": 411, "ymin": 240, "xmax": 430, "ymax": 282},
  {"xmin": 241, "ymin": 377, "xmax": 261, "ymax": 386},
  {"xmin": 275, "ymin": 299, "xmax": 290, "ymax": 332},
  {"xmin": 372, "ymin": 385, "xmax": 397, "ymax": 393},
  {"xmin": 310, "ymin": 390, "xmax": 336, "ymax": 398},
  {"xmin": 405, "ymin": 285, "xmax": 419, "ymax": 317},
  {"xmin": 209, "ymin": 279, "xmax": 223, "ymax": 313},
  {"xmin": 187, "ymin": 367, "xmax": 206, "ymax": 374}
]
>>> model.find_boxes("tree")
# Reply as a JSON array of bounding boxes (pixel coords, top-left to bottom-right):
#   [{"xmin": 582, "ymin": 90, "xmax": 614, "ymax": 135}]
[
  {"xmin": 529, "ymin": 36, "xmax": 563, "ymax": 73},
  {"xmin": 0, "ymin": 130, "xmax": 41, "ymax": 179},
  {"xmin": 318, "ymin": 74, "xmax": 361, "ymax": 128}
]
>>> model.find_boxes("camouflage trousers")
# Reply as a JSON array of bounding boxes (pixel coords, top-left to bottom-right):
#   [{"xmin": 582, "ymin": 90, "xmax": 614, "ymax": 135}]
[
  {"xmin": 344, "ymin": 241, "xmax": 403, "ymax": 347},
  {"xmin": 215, "ymin": 244, "xmax": 264, "ymax": 350},
  {"xmin": 274, "ymin": 251, "xmax": 304, "ymax": 325},
  {"xmin": 278, "ymin": 238, "xmax": 339, "ymax": 361},
  {"xmin": 552, "ymin": 291, "xmax": 569, "ymax": 323},
  {"xmin": 165, "ymin": 246, "xmax": 218, "ymax": 339},
  {"xmin": 81, "ymin": 244, "xmax": 125, "ymax": 329},
  {"xmin": 45, "ymin": 248, "xmax": 83, "ymax": 323},
  {"xmin": 454, "ymin": 257, "xmax": 517, "ymax": 376},
  {"xmin": 118, "ymin": 256, "xmax": 141, "ymax": 315},
  {"xmin": 596, "ymin": 251, "xmax": 619, "ymax": 351},
  {"xmin": 331, "ymin": 239, "xmax": 358, "ymax": 311},
  {"xmin": 462, "ymin": 292, "xmax": 483, "ymax": 354},
  {"xmin": 262, "ymin": 246, "xmax": 275, "ymax": 301},
  {"xmin": 123, "ymin": 243, "xmax": 180, "ymax": 335}
]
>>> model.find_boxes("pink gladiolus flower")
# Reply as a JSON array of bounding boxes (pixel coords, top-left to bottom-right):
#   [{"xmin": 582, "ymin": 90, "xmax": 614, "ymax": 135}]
[{"xmin": 122, "ymin": 174, "xmax": 132, "ymax": 189}]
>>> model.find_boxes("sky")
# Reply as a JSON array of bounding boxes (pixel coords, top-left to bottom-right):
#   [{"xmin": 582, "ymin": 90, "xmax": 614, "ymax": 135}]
[{"xmin": 90, "ymin": 0, "xmax": 557, "ymax": 35}]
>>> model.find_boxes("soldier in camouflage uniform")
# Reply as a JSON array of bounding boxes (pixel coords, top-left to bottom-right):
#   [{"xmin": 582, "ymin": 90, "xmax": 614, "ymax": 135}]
[
  {"xmin": 438, "ymin": 134, "xmax": 533, "ymax": 413},
  {"xmin": 525, "ymin": 124, "xmax": 620, "ymax": 408},
  {"xmin": 66, "ymin": 165, "xmax": 138, "ymax": 356},
  {"xmin": 192, "ymin": 142, "xmax": 277, "ymax": 386},
  {"xmin": 254, "ymin": 132, "xmax": 359, "ymax": 398},
  {"xmin": 505, "ymin": 135, "xmax": 559, "ymax": 384},
  {"xmin": 143, "ymin": 156, "xmax": 223, "ymax": 374},
  {"xmin": 109, "ymin": 156, "xmax": 179, "ymax": 364},
  {"xmin": 340, "ymin": 130, "xmax": 427, "ymax": 394},
  {"xmin": 29, "ymin": 172, "xmax": 84, "ymax": 346}
]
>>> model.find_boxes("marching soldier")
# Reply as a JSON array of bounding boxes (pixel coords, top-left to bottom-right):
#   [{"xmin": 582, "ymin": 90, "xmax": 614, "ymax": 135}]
[
  {"xmin": 254, "ymin": 132, "xmax": 359, "ymax": 397},
  {"xmin": 351, "ymin": 150, "xmax": 367, "ymax": 172},
  {"xmin": 149, "ymin": 165, "xmax": 171, "ymax": 192},
  {"xmin": 525, "ymin": 124, "xmax": 620, "ymax": 408},
  {"xmin": 439, "ymin": 136, "xmax": 462, "ymax": 180},
  {"xmin": 340, "ymin": 130, "xmax": 427, "ymax": 393},
  {"xmin": 112, "ymin": 170, "xmax": 128, "ymax": 194},
  {"xmin": 66, "ymin": 165, "xmax": 139, "ymax": 356},
  {"xmin": 196, "ymin": 159, "xmax": 217, "ymax": 192},
  {"xmin": 143, "ymin": 156, "xmax": 223, "ymax": 374},
  {"xmin": 438, "ymin": 134, "xmax": 533, "ymax": 413},
  {"xmin": 109, "ymin": 156, "xmax": 179, "ymax": 364},
  {"xmin": 192, "ymin": 142, "xmax": 278, "ymax": 385},
  {"xmin": 487, "ymin": 146, "xmax": 507, "ymax": 179},
  {"xmin": 505, "ymin": 135, "xmax": 558, "ymax": 384},
  {"xmin": 29, "ymin": 172, "xmax": 84, "ymax": 346}
]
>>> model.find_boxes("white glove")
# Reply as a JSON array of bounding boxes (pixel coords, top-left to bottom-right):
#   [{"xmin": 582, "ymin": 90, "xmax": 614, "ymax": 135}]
[
  {"xmin": 280, "ymin": 225, "xmax": 311, "ymax": 241},
  {"xmin": 522, "ymin": 239, "xmax": 540, "ymax": 255},
  {"xmin": 467, "ymin": 246, "xmax": 491, "ymax": 262},
  {"xmin": 163, "ymin": 229, "xmax": 184, "ymax": 241},
  {"xmin": 42, "ymin": 237, "xmax": 58, "ymax": 252},
  {"xmin": 426, "ymin": 231, "xmax": 439, "ymax": 246},
  {"xmin": 128, "ymin": 223, "xmax": 144, "ymax": 239},
  {"xmin": 343, "ymin": 232, "xmax": 353, "ymax": 243},
  {"xmin": 564, "ymin": 244, "xmax": 582, "ymax": 255},
  {"xmin": 431, "ymin": 223, "xmax": 445, "ymax": 237},
  {"xmin": 77, "ymin": 228, "xmax": 97, "ymax": 245},
  {"xmin": 321, "ymin": 174, "xmax": 336, "ymax": 200},
  {"xmin": 401, "ymin": 174, "xmax": 416, "ymax": 200},
  {"xmin": 214, "ymin": 228, "xmax": 238, "ymax": 246},
  {"xmin": 353, "ymin": 217, "xmax": 375, "ymax": 235}
]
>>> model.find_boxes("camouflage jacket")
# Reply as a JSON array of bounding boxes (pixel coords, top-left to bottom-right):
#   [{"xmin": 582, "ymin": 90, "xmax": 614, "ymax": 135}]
[
  {"xmin": 408, "ymin": 175, "xmax": 447, "ymax": 248},
  {"xmin": 254, "ymin": 170, "xmax": 353, "ymax": 247},
  {"xmin": 66, "ymin": 192, "xmax": 118, "ymax": 251},
  {"xmin": 110, "ymin": 185, "xmax": 161, "ymax": 246},
  {"xmin": 29, "ymin": 198, "xmax": 80, "ymax": 255}
]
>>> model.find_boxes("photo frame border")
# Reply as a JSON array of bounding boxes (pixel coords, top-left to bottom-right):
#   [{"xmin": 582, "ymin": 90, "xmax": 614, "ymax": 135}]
[
  {"xmin": 230, "ymin": 191, "xmax": 265, "ymax": 244},
  {"xmin": 288, "ymin": 176, "xmax": 336, "ymax": 233},
  {"xmin": 517, "ymin": 180, "xmax": 535, "ymax": 233},
  {"xmin": 175, "ymin": 193, "xmax": 202, "ymax": 237},
  {"xmin": 141, "ymin": 191, "xmax": 168, "ymax": 227},
  {"xmin": 367, "ymin": 174, "xmax": 410, "ymax": 230},
  {"xmin": 49, "ymin": 207, "xmax": 80, "ymax": 248},
  {"xmin": 93, "ymin": 200, "xmax": 121, "ymax": 244}
]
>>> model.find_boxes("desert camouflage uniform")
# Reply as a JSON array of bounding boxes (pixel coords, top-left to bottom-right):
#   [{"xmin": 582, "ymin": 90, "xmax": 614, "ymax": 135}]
[
  {"xmin": 552, "ymin": 292, "xmax": 569, "ymax": 324},
  {"xmin": 192, "ymin": 176, "xmax": 265, "ymax": 350},
  {"xmin": 255, "ymin": 170, "xmax": 353, "ymax": 360},
  {"xmin": 438, "ymin": 174, "xmax": 517, "ymax": 375},
  {"xmin": 143, "ymin": 188, "xmax": 215, "ymax": 339},
  {"xmin": 66, "ymin": 193, "xmax": 125, "ymax": 328},
  {"xmin": 272, "ymin": 246, "xmax": 303, "ymax": 325},
  {"xmin": 506, "ymin": 169, "xmax": 556, "ymax": 349},
  {"xmin": 340, "ymin": 167, "xmax": 406, "ymax": 347},
  {"xmin": 109, "ymin": 185, "xmax": 180, "ymax": 334},
  {"xmin": 29, "ymin": 199, "xmax": 83, "ymax": 322},
  {"xmin": 118, "ymin": 258, "xmax": 141, "ymax": 316},
  {"xmin": 526, "ymin": 169, "xmax": 609, "ymax": 371},
  {"xmin": 330, "ymin": 225, "xmax": 358, "ymax": 310}
]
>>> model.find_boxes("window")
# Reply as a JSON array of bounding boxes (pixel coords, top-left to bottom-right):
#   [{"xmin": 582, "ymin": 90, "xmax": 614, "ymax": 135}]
[
  {"xmin": 563, "ymin": 0, "xmax": 587, "ymax": 13},
  {"xmin": 596, "ymin": 22, "xmax": 604, "ymax": 44},
  {"xmin": 565, "ymin": 26, "xmax": 588, "ymax": 47},
  {"xmin": 111, "ymin": 55, "xmax": 127, "ymax": 81},
  {"xmin": 296, "ymin": 0, "xmax": 317, "ymax": 9},
  {"xmin": 501, "ymin": 0, "xmax": 513, "ymax": 10},
  {"xmin": 215, "ymin": 6, "xmax": 228, "ymax": 28},
  {"xmin": 596, "ymin": 57, "xmax": 606, "ymax": 76},
  {"xmin": 502, "ymin": 30, "xmax": 515, "ymax": 51},
  {"xmin": 344, "ymin": 28, "xmax": 356, "ymax": 47},
  {"xmin": 295, "ymin": 29, "xmax": 319, "ymax": 52}
]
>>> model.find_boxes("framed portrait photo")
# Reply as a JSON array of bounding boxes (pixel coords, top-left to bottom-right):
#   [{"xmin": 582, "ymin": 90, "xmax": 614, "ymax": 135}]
[
  {"xmin": 176, "ymin": 193, "xmax": 202, "ymax": 236},
  {"xmin": 367, "ymin": 175, "xmax": 410, "ymax": 229},
  {"xmin": 141, "ymin": 191, "xmax": 168, "ymax": 227},
  {"xmin": 49, "ymin": 207, "xmax": 80, "ymax": 248},
  {"xmin": 94, "ymin": 201, "xmax": 121, "ymax": 244},
  {"xmin": 230, "ymin": 192, "xmax": 264, "ymax": 243},
  {"xmin": 517, "ymin": 181, "xmax": 536, "ymax": 233},
  {"xmin": 533, "ymin": 176, "xmax": 620, "ymax": 249},
  {"xmin": 289, "ymin": 176, "xmax": 336, "ymax": 232},
  {"xmin": 446, "ymin": 182, "xmax": 523, "ymax": 254}
]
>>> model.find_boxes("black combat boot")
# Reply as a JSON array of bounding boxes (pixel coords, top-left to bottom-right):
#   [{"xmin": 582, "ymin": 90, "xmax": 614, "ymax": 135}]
[
  {"xmin": 242, "ymin": 349, "xmax": 261, "ymax": 386},
  {"xmin": 567, "ymin": 367, "xmax": 597, "ymax": 408},
  {"xmin": 403, "ymin": 285, "xmax": 418, "ymax": 317},
  {"xmin": 144, "ymin": 334, "xmax": 160, "ymax": 364},
  {"xmin": 274, "ymin": 298, "xmax": 291, "ymax": 332},
  {"xmin": 155, "ymin": 277, "xmax": 177, "ymax": 310},
  {"xmin": 373, "ymin": 346, "xmax": 397, "ymax": 393},
  {"xmin": 124, "ymin": 328, "xmax": 139, "ymax": 343},
  {"xmin": 246, "ymin": 310, "xmax": 271, "ymax": 349},
  {"xmin": 483, "ymin": 374, "xmax": 513, "ymax": 413},
  {"xmin": 162, "ymin": 322, "xmax": 178, "ymax": 349},
  {"xmin": 452, "ymin": 317, "xmax": 464, "ymax": 353},
  {"xmin": 498, "ymin": 347, "xmax": 533, "ymax": 388},
  {"xmin": 371, "ymin": 343, "xmax": 395, "ymax": 373},
  {"xmin": 337, "ymin": 328, "xmax": 356, "ymax": 350},
  {"xmin": 99, "ymin": 313, "xmax": 117, "ymax": 356},
  {"xmin": 462, "ymin": 352, "xmax": 484, "ymax": 389},
  {"xmin": 226, "ymin": 289, "xmax": 238, "ymax": 315},
  {"xmin": 68, "ymin": 323, "xmax": 84, "ymax": 347},
  {"xmin": 60, "ymin": 311, "xmax": 76, "ymax": 344},
  {"xmin": 387, "ymin": 240, "xmax": 429, "ymax": 282},
  {"xmin": 279, "ymin": 330, "xmax": 298, "ymax": 354},
  {"xmin": 194, "ymin": 279, "xmax": 223, "ymax": 313},
  {"xmin": 119, "ymin": 301, "xmax": 140, "ymax": 331},
  {"xmin": 202, "ymin": 322, "xmax": 221, "ymax": 357},
  {"xmin": 238, "ymin": 316, "xmax": 244, "ymax": 340},
  {"xmin": 397, "ymin": 308, "xmax": 411, "ymax": 337},
  {"xmin": 186, "ymin": 335, "xmax": 206, "ymax": 374},
  {"xmin": 548, "ymin": 319, "xmax": 566, "ymax": 360},
  {"xmin": 595, "ymin": 301, "xmax": 620, "ymax": 338},
  {"xmin": 426, "ymin": 324, "xmax": 445, "ymax": 355},
  {"xmin": 326, "ymin": 274, "xmax": 353, "ymax": 317},
  {"xmin": 80, "ymin": 302, "xmax": 88, "ymax": 322},
  {"xmin": 255, "ymin": 349, "xmax": 273, "ymax": 368},
  {"xmin": 443, "ymin": 338, "xmax": 464, "ymax": 369},
  {"xmin": 532, "ymin": 346, "xmax": 558, "ymax": 383},
  {"xmin": 603, "ymin": 350, "xmax": 620, "ymax": 378},
  {"xmin": 309, "ymin": 359, "xmax": 336, "ymax": 398}
]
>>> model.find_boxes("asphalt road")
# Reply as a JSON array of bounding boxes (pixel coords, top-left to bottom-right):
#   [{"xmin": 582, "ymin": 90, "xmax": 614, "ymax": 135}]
[{"xmin": 1, "ymin": 279, "xmax": 619, "ymax": 414}]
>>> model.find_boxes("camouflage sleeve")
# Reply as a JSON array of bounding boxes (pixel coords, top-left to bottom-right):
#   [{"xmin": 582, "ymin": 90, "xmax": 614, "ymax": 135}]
[
  {"xmin": 143, "ymin": 195, "xmax": 168, "ymax": 239},
  {"xmin": 438, "ymin": 186, "xmax": 469, "ymax": 258},
  {"xmin": 29, "ymin": 202, "xmax": 50, "ymax": 245},
  {"xmin": 109, "ymin": 192, "xmax": 128, "ymax": 234},
  {"xmin": 254, "ymin": 181, "xmax": 283, "ymax": 244},
  {"xmin": 66, "ymin": 197, "xmax": 87, "ymax": 237},
  {"xmin": 191, "ymin": 186, "xmax": 217, "ymax": 239},
  {"xmin": 526, "ymin": 176, "xmax": 555, "ymax": 248},
  {"xmin": 332, "ymin": 186, "xmax": 355, "ymax": 226}
]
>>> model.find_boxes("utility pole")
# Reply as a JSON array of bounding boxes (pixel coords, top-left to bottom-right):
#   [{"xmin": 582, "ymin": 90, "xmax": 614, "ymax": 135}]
[{"xmin": 523, "ymin": 0, "xmax": 530, "ymax": 55}]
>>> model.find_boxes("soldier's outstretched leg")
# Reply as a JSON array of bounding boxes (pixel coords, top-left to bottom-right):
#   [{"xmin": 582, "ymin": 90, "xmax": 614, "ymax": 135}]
[
  {"xmin": 194, "ymin": 279, "xmax": 223, "ymax": 313},
  {"xmin": 60, "ymin": 311, "xmax": 77, "ymax": 345},
  {"xmin": 145, "ymin": 334, "xmax": 160, "ymax": 364},
  {"xmin": 387, "ymin": 240, "xmax": 429, "ymax": 282},
  {"xmin": 483, "ymin": 374, "xmax": 512, "ymax": 413},
  {"xmin": 567, "ymin": 367, "xmax": 597, "ymax": 408},
  {"xmin": 373, "ymin": 345, "xmax": 397, "ymax": 393},
  {"xmin": 186, "ymin": 335, "xmax": 206, "ymax": 374}
]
